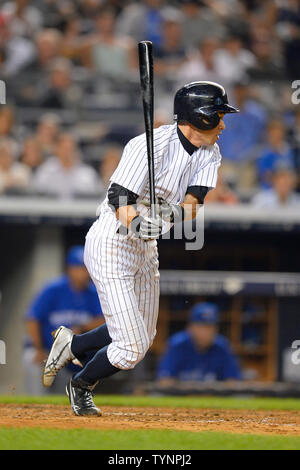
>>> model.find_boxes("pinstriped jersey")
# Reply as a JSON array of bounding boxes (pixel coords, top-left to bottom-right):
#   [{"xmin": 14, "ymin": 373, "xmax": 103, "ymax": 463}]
[{"xmin": 100, "ymin": 123, "xmax": 222, "ymax": 230}]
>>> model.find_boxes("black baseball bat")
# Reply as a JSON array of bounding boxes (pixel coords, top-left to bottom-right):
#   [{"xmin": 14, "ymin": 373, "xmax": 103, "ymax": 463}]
[{"xmin": 138, "ymin": 40, "xmax": 156, "ymax": 219}]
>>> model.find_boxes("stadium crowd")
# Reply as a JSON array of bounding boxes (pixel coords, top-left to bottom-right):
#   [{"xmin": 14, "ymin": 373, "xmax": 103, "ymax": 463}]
[{"xmin": 0, "ymin": 0, "xmax": 300, "ymax": 206}]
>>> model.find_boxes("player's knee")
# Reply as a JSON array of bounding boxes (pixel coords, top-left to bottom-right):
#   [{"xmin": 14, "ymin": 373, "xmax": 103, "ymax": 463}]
[
  {"xmin": 122, "ymin": 338, "xmax": 150, "ymax": 370},
  {"xmin": 149, "ymin": 329, "xmax": 157, "ymax": 348}
]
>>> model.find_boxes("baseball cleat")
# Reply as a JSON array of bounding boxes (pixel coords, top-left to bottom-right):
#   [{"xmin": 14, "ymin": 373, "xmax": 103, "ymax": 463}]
[
  {"xmin": 66, "ymin": 378, "xmax": 102, "ymax": 416},
  {"xmin": 43, "ymin": 326, "xmax": 75, "ymax": 387}
]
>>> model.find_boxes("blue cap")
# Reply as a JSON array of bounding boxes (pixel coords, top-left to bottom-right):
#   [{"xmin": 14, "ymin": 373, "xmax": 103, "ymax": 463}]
[
  {"xmin": 189, "ymin": 302, "xmax": 219, "ymax": 324},
  {"xmin": 66, "ymin": 246, "xmax": 85, "ymax": 266}
]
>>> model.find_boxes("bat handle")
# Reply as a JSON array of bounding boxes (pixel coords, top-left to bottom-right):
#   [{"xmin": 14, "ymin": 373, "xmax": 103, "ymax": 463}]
[{"xmin": 150, "ymin": 202, "xmax": 157, "ymax": 219}]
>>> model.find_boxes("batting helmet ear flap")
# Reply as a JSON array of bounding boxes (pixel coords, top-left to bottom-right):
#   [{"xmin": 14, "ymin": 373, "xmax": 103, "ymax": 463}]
[{"xmin": 193, "ymin": 109, "xmax": 221, "ymax": 131}]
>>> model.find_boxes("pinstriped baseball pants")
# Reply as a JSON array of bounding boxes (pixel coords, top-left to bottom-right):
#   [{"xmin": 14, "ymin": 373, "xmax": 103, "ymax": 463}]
[{"xmin": 84, "ymin": 210, "xmax": 160, "ymax": 370}]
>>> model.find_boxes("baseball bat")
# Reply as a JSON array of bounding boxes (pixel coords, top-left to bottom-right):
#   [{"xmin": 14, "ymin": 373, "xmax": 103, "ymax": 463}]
[{"xmin": 138, "ymin": 40, "xmax": 156, "ymax": 219}]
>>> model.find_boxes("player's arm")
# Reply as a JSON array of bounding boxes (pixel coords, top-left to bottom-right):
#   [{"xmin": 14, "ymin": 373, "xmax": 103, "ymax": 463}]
[
  {"xmin": 182, "ymin": 187, "xmax": 208, "ymax": 220},
  {"xmin": 159, "ymin": 186, "xmax": 209, "ymax": 223},
  {"xmin": 116, "ymin": 204, "xmax": 139, "ymax": 229},
  {"xmin": 26, "ymin": 286, "xmax": 54, "ymax": 364},
  {"xmin": 109, "ymin": 182, "xmax": 162, "ymax": 239},
  {"xmin": 26, "ymin": 319, "xmax": 48, "ymax": 363}
]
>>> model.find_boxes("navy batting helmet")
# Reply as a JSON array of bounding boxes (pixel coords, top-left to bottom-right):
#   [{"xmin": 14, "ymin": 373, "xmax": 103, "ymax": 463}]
[{"xmin": 174, "ymin": 81, "xmax": 239, "ymax": 131}]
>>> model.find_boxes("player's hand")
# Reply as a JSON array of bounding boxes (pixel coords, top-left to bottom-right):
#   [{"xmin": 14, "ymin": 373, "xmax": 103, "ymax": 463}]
[
  {"xmin": 157, "ymin": 197, "xmax": 184, "ymax": 223},
  {"xmin": 130, "ymin": 214, "xmax": 162, "ymax": 240}
]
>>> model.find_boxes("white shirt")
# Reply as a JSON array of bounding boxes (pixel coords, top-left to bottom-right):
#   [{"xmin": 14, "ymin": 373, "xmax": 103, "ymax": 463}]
[
  {"xmin": 252, "ymin": 189, "xmax": 300, "ymax": 208},
  {"xmin": 33, "ymin": 157, "xmax": 101, "ymax": 199}
]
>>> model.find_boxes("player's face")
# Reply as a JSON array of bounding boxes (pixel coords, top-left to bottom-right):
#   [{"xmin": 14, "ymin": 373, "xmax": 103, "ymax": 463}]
[
  {"xmin": 199, "ymin": 112, "xmax": 226, "ymax": 146},
  {"xmin": 189, "ymin": 323, "xmax": 217, "ymax": 350}
]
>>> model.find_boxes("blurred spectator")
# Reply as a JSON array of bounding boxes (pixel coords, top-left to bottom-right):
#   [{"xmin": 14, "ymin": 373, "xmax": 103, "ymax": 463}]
[
  {"xmin": 16, "ymin": 28, "xmax": 63, "ymax": 103},
  {"xmin": 218, "ymin": 80, "xmax": 267, "ymax": 163},
  {"xmin": 205, "ymin": 171, "xmax": 240, "ymax": 204},
  {"xmin": 248, "ymin": 20, "xmax": 284, "ymax": 81},
  {"xmin": 155, "ymin": 10, "xmax": 187, "ymax": 78},
  {"xmin": 35, "ymin": 113, "xmax": 61, "ymax": 158},
  {"xmin": 154, "ymin": 107, "xmax": 172, "ymax": 127},
  {"xmin": 176, "ymin": 38, "xmax": 221, "ymax": 85},
  {"xmin": 0, "ymin": 13, "xmax": 35, "ymax": 77},
  {"xmin": 0, "ymin": 138, "xmax": 31, "ymax": 194},
  {"xmin": 256, "ymin": 119, "xmax": 294, "ymax": 189},
  {"xmin": 20, "ymin": 137, "xmax": 43, "ymax": 173},
  {"xmin": 19, "ymin": 57, "xmax": 82, "ymax": 108},
  {"xmin": 214, "ymin": 34, "xmax": 256, "ymax": 84},
  {"xmin": 26, "ymin": 28, "xmax": 63, "ymax": 74},
  {"xmin": 61, "ymin": 15, "xmax": 83, "ymax": 62},
  {"xmin": 275, "ymin": 0, "xmax": 300, "ymax": 79},
  {"xmin": 1, "ymin": 0, "xmax": 43, "ymax": 37},
  {"xmin": 0, "ymin": 45, "xmax": 6, "ymax": 75},
  {"xmin": 180, "ymin": 0, "xmax": 226, "ymax": 48},
  {"xmin": 78, "ymin": 0, "xmax": 108, "ymax": 20},
  {"xmin": 252, "ymin": 166, "xmax": 300, "ymax": 208},
  {"xmin": 84, "ymin": 6, "xmax": 136, "ymax": 80},
  {"xmin": 289, "ymin": 109, "xmax": 300, "ymax": 191},
  {"xmin": 0, "ymin": 106, "xmax": 15, "ymax": 139},
  {"xmin": 116, "ymin": 0, "xmax": 167, "ymax": 46},
  {"xmin": 23, "ymin": 245, "xmax": 104, "ymax": 395},
  {"xmin": 33, "ymin": 133, "xmax": 102, "ymax": 198},
  {"xmin": 99, "ymin": 145, "xmax": 122, "ymax": 188},
  {"xmin": 38, "ymin": 57, "xmax": 82, "ymax": 109},
  {"xmin": 0, "ymin": 0, "xmax": 298, "ymax": 203},
  {"xmin": 157, "ymin": 302, "xmax": 241, "ymax": 385}
]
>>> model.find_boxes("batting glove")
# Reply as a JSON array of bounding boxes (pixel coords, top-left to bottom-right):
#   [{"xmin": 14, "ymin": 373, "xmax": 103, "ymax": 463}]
[
  {"xmin": 157, "ymin": 197, "xmax": 184, "ymax": 223},
  {"xmin": 130, "ymin": 214, "xmax": 162, "ymax": 240}
]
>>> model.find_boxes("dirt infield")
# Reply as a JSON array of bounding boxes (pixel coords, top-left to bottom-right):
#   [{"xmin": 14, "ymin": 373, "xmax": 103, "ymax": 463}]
[{"xmin": 1, "ymin": 403, "xmax": 300, "ymax": 436}]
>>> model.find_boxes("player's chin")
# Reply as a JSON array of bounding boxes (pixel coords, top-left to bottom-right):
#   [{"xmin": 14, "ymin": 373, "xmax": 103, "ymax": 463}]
[{"xmin": 210, "ymin": 135, "xmax": 219, "ymax": 144}]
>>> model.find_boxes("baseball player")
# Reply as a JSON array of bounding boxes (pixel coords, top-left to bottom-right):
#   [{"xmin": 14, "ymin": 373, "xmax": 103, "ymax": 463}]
[{"xmin": 43, "ymin": 81, "xmax": 239, "ymax": 416}]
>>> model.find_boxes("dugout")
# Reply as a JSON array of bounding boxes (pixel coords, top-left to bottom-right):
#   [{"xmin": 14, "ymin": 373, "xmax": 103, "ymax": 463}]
[{"xmin": 0, "ymin": 198, "xmax": 300, "ymax": 393}]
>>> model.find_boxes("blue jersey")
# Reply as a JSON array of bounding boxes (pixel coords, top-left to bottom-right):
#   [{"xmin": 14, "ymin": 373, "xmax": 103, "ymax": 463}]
[
  {"xmin": 157, "ymin": 330, "xmax": 241, "ymax": 382},
  {"xmin": 26, "ymin": 275, "xmax": 103, "ymax": 350}
]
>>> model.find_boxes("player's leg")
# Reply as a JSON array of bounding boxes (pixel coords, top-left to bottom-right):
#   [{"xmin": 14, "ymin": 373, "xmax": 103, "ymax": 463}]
[
  {"xmin": 72, "ymin": 275, "xmax": 150, "ymax": 385},
  {"xmin": 134, "ymin": 242, "xmax": 160, "ymax": 346},
  {"xmin": 66, "ymin": 275, "xmax": 150, "ymax": 416},
  {"xmin": 69, "ymin": 247, "xmax": 160, "ymax": 384},
  {"xmin": 71, "ymin": 323, "xmax": 111, "ymax": 360}
]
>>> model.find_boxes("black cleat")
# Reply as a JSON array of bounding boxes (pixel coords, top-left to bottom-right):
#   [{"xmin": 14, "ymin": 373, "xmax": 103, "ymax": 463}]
[{"xmin": 66, "ymin": 378, "xmax": 102, "ymax": 417}]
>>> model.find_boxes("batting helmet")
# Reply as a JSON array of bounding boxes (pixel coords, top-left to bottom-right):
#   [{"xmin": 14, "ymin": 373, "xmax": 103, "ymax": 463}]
[{"xmin": 174, "ymin": 81, "xmax": 239, "ymax": 131}]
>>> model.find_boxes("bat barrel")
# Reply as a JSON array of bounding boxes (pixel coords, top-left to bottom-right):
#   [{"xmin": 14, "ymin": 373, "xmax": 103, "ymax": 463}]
[{"xmin": 138, "ymin": 41, "xmax": 156, "ymax": 219}]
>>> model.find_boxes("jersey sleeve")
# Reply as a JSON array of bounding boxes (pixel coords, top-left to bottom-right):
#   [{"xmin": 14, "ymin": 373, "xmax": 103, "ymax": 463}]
[
  {"xmin": 109, "ymin": 139, "xmax": 149, "ymax": 196},
  {"xmin": 189, "ymin": 144, "xmax": 222, "ymax": 189}
]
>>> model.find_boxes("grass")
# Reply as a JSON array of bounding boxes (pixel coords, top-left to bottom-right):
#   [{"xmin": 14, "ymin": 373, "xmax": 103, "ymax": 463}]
[
  {"xmin": 1, "ymin": 427, "xmax": 300, "ymax": 450},
  {"xmin": 1, "ymin": 394, "xmax": 300, "ymax": 411}
]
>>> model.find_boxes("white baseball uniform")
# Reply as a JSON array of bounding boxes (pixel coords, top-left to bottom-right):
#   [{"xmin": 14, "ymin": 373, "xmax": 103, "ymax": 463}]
[{"xmin": 84, "ymin": 123, "xmax": 222, "ymax": 370}]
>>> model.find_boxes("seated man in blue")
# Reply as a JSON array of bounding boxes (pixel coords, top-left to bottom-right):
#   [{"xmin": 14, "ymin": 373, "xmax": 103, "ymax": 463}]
[
  {"xmin": 24, "ymin": 245, "xmax": 104, "ymax": 395},
  {"xmin": 157, "ymin": 302, "xmax": 241, "ymax": 385}
]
